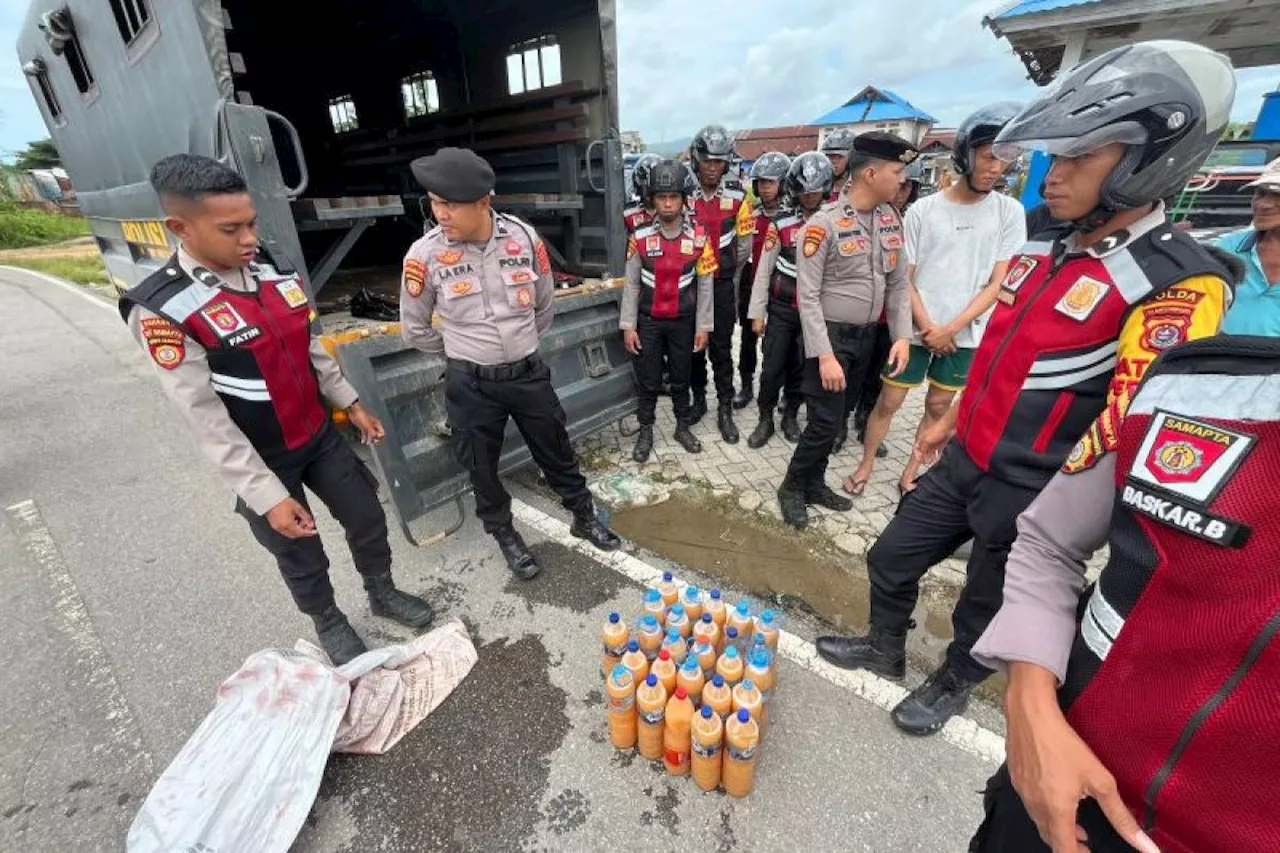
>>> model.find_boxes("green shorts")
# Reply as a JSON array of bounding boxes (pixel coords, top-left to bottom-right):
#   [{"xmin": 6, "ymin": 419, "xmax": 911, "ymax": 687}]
[{"xmin": 881, "ymin": 345, "xmax": 973, "ymax": 391}]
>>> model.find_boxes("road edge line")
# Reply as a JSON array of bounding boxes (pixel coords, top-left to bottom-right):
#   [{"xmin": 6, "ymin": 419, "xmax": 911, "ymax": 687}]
[{"xmin": 0, "ymin": 264, "xmax": 118, "ymax": 311}]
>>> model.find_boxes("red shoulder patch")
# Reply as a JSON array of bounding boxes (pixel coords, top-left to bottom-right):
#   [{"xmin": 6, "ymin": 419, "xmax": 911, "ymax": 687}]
[{"xmin": 140, "ymin": 316, "xmax": 185, "ymax": 370}]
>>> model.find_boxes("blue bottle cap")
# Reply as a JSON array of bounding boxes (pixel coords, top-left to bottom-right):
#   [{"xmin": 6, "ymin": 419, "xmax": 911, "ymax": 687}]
[
  {"xmin": 701, "ymin": 612, "xmax": 713, "ymax": 623},
  {"xmin": 750, "ymin": 649, "xmax": 770, "ymax": 668},
  {"xmin": 685, "ymin": 586, "xmax": 700, "ymax": 599},
  {"xmin": 742, "ymin": 679, "xmax": 755, "ymax": 691},
  {"xmin": 646, "ymin": 588, "xmax": 661, "ymax": 602},
  {"xmin": 701, "ymin": 704, "xmax": 714, "ymax": 718},
  {"xmin": 608, "ymin": 612, "xmax": 620, "ymax": 624},
  {"xmin": 724, "ymin": 646, "xmax": 739, "ymax": 659},
  {"xmin": 761, "ymin": 609, "xmax": 776, "ymax": 623},
  {"xmin": 673, "ymin": 603, "xmax": 686, "ymax": 617},
  {"xmin": 753, "ymin": 633, "xmax": 766, "ymax": 647},
  {"xmin": 642, "ymin": 615, "xmax": 658, "ymax": 629},
  {"xmin": 646, "ymin": 674, "xmax": 658, "ymax": 687},
  {"xmin": 666, "ymin": 628, "xmax": 680, "ymax": 641},
  {"xmin": 726, "ymin": 627, "xmax": 738, "ymax": 639},
  {"xmin": 628, "ymin": 639, "xmax": 640, "ymax": 652},
  {"xmin": 681, "ymin": 656, "xmax": 700, "ymax": 671},
  {"xmin": 712, "ymin": 674, "xmax": 725, "ymax": 687},
  {"xmin": 663, "ymin": 571, "xmax": 673, "ymax": 582},
  {"xmin": 737, "ymin": 709, "xmax": 751, "ymax": 723},
  {"xmin": 736, "ymin": 600, "xmax": 750, "ymax": 615},
  {"xmin": 612, "ymin": 664, "xmax": 630, "ymax": 681},
  {"xmin": 710, "ymin": 589, "xmax": 722, "ymax": 600}
]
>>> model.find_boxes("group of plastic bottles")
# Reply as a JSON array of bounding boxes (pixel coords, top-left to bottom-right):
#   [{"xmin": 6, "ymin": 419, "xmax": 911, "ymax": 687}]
[{"xmin": 602, "ymin": 572, "xmax": 782, "ymax": 798}]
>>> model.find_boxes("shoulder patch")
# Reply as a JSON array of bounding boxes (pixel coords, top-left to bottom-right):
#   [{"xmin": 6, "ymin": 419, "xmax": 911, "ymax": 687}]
[
  {"xmin": 404, "ymin": 257, "xmax": 427, "ymax": 298},
  {"xmin": 535, "ymin": 240, "xmax": 552, "ymax": 274},
  {"xmin": 140, "ymin": 316, "xmax": 186, "ymax": 370},
  {"xmin": 802, "ymin": 224, "xmax": 827, "ymax": 258}
]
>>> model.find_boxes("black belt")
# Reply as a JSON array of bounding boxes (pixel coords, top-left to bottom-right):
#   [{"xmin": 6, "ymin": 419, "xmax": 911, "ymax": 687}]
[
  {"xmin": 825, "ymin": 320, "xmax": 877, "ymax": 340},
  {"xmin": 447, "ymin": 353, "xmax": 540, "ymax": 382}
]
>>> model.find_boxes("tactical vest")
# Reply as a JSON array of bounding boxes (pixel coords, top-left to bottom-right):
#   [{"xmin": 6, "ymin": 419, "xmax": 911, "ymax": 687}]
[
  {"xmin": 118, "ymin": 252, "xmax": 327, "ymax": 461},
  {"xmin": 623, "ymin": 205, "xmax": 653, "ymax": 235},
  {"xmin": 955, "ymin": 226, "xmax": 1230, "ymax": 489},
  {"xmin": 634, "ymin": 222, "xmax": 708, "ymax": 321},
  {"xmin": 691, "ymin": 185, "xmax": 745, "ymax": 277},
  {"xmin": 1059, "ymin": 335, "xmax": 1280, "ymax": 853},
  {"xmin": 767, "ymin": 212, "xmax": 806, "ymax": 313},
  {"xmin": 748, "ymin": 204, "xmax": 781, "ymax": 269}
]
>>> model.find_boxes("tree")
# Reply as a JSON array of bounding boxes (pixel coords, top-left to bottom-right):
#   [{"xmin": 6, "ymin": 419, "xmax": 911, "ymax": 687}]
[{"xmin": 14, "ymin": 138, "xmax": 61, "ymax": 170}]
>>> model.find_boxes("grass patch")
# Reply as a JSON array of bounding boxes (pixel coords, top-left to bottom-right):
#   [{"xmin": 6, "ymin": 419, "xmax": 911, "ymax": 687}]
[
  {"xmin": 0, "ymin": 198, "xmax": 89, "ymax": 250},
  {"xmin": 4, "ymin": 254, "xmax": 108, "ymax": 285}
]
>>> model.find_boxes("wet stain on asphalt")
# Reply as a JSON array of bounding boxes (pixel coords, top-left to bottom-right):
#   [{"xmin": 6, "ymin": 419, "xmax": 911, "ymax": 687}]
[
  {"xmin": 716, "ymin": 806, "xmax": 737, "ymax": 853},
  {"xmin": 66, "ymin": 780, "xmax": 92, "ymax": 793},
  {"xmin": 583, "ymin": 688, "xmax": 603, "ymax": 707},
  {"xmin": 611, "ymin": 748, "xmax": 638, "ymax": 770},
  {"xmin": 504, "ymin": 540, "xmax": 634, "ymax": 614},
  {"xmin": 544, "ymin": 788, "xmax": 590, "ymax": 835},
  {"xmin": 307, "ymin": 634, "xmax": 569, "ymax": 852},
  {"xmin": 639, "ymin": 783, "xmax": 681, "ymax": 836}
]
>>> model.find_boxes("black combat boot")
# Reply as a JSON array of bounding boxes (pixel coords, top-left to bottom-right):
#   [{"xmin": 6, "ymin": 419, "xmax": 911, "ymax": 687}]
[
  {"xmin": 632, "ymin": 424, "xmax": 654, "ymax": 463},
  {"xmin": 571, "ymin": 509, "xmax": 622, "ymax": 551},
  {"xmin": 816, "ymin": 624, "xmax": 907, "ymax": 680},
  {"xmin": 690, "ymin": 391, "xmax": 708, "ymax": 425},
  {"xmin": 780, "ymin": 407, "xmax": 802, "ymax": 443},
  {"xmin": 732, "ymin": 379, "xmax": 754, "ymax": 410},
  {"xmin": 777, "ymin": 484, "xmax": 809, "ymax": 528},
  {"xmin": 364, "ymin": 573, "xmax": 436, "ymax": 630},
  {"xmin": 494, "ymin": 526, "xmax": 540, "ymax": 579},
  {"xmin": 747, "ymin": 415, "xmax": 774, "ymax": 449},
  {"xmin": 832, "ymin": 420, "xmax": 849, "ymax": 454},
  {"xmin": 891, "ymin": 663, "xmax": 981, "ymax": 736},
  {"xmin": 310, "ymin": 605, "xmax": 368, "ymax": 665},
  {"xmin": 673, "ymin": 421, "xmax": 702, "ymax": 453},
  {"xmin": 806, "ymin": 483, "xmax": 853, "ymax": 512},
  {"xmin": 717, "ymin": 403, "xmax": 739, "ymax": 444}
]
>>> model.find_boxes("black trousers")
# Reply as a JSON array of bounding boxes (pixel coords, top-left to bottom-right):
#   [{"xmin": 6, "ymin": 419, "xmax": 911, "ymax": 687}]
[
  {"xmin": 783, "ymin": 321, "xmax": 876, "ymax": 491},
  {"xmin": 635, "ymin": 312, "xmax": 695, "ymax": 425},
  {"xmin": 238, "ymin": 424, "xmax": 391, "ymax": 615},
  {"xmin": 445, "ymin": 356, "xmax": 593, "ymax": 534},
  {"xmin": 757, "ymin": 304, "xmax": 804, "ymax": 418},
  {"xmin": 736, "ymin": 263, "xmax": 759, "ymax": 384},
  {"xmin": 690, "ymin": 276, "xmax": 737, "ymax": 403},
  {"xmin": 969, "ymin": 764, "xmax": 1129, "ymax": 853},
  {"xmin": 865, "ymin": 443, "xmax": 1040, "ymax": 682},
  {"xmin": 852, "ymin": 322, "xmax": 892, "ymax": 434}
]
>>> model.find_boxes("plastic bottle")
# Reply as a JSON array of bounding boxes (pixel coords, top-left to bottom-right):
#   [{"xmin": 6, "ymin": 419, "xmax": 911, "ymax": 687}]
[
  {"xmin": 755, "ymin": 608, "xmax": 782, "ymax": 651},
  {"xmin": 661, "ymin": 628, "xmax": 688, "ymax": 665},
  {"xmin": 722, "ymin": 709, "xmax": 760, "ymax": 798},
  {"xmin": 637, "ymin": 614, "xmax": 664, "ymax": 661},
  {"xmin": 705, "ymin": 588, "xmax": 727, "ymax": 629},
  {"xmin": 682, "ymin": 585, "xmax": 704, "ymax": 623},
  {"xmin": 601, "ymin": 612, "xmax": 629, "ymax": 679},
  {"xmin": 657, "ymin": 571, "xmax": 680, "ymax": 607},
  {"xmin": 690, "ymin": 704, "xmax": 724, "ymax": 792},
  {"xmin": 692, "ymin": 611, "xmax": 719, "ymax": 650},
  {"xmin": 635, "ymin": 673, "xmax": 668, "ymax": 761},
  {"xmin": 703, "ymin": 673, "xmax": 732, "ymax": 720},
  {"xmin": 694, "ymin": 638, "xmax": 718, "ymax": 678},
  {"xmin": 746, "ymin": 647, "xmax": 774, "ymax": 722},
  {"xmin": 731, "ymin": 679, "xmax": 764, "ymax": 732},
  {"xmin": 750, "ymin": 633, "xmax": 771, "ymax": 667},
  {"xmin": 722, "ymin": 625, "xmax": 740, "ymax": 656},
  {"xmin": 727, "ymin": 600, "xmax": 754, "ymax": 647},
  {"xmin": 663, "ymin": 687, "xmax": 695, "ymax": 777},
  {"xmin": 665, "ymin": 603, "xmax": 691, "ymax": 640},
  {"xmin": 651, "ymin": 648, "xmax": 678, "ymax": 696},
  {"xmin": 621, "ymin": 638, "xmax": 649, "ymax": 683},
  {"xmin": 643, "ymin": 587, "xmax": 667, "ymax": 623},
  {"xmin": 676, "ymin": 655, "xmax": 705, "ymax": 705},
  {"xmin": 716, "ymin": 645, "xmax": 744, "ymax": 688},
  {"xmin": 606, "ymin": 664, "xmax": 637, "ymax": 750}
]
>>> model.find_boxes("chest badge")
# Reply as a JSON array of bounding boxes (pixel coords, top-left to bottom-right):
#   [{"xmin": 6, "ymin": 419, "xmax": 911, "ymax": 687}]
[
  {"xmin": 437, "ymin": 249, "xmax": 464, "ymax": 265},
  {"xmin": 680, "ymin": 238, "xmax": 694, "ymax": 255},
  {"xmin": 720, "ymin": 196, "xmax": 734, "ymax": 211},
  {"xmin": 1054, "ymin": 275, "xmax": 1110, "ymax": 322},
  {"xmin": 274, "ymin": 278, "xmax": 309, "ymax": 309},
  {"xmin": 201, "ymin": 301, "xmax": 249, "ymax": 337},
  {"xmin": 516, "ymin": 287, "xmax": 533, "ymax": 308},
  {"xmin": 645, "ymin": 235, "xmax": 662, "ymax": 257},
  {"xmin": 505, "ymin": 239, "xmax": 523, "ymax": 256}
]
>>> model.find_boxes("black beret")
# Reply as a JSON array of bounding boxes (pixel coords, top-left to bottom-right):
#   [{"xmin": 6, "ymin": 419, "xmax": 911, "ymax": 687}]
[
  {"xmin": 853, "ymin": 132, "xmax": 919, "ymax": 165},
  {"xmin": 410, "ymin": 147, "xmax": 496, "ymax": 202}
]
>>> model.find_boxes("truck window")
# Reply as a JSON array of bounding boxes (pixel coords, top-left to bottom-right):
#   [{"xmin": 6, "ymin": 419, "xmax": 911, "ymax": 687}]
[
  {"xmin": 108, "ymin": 0, "xmax": 152, "ymax": 45},
  {"xmin": 506, "ymin": 35, "xmax": 561, "ymax": 96},
  {"xmin": 402, "ymin": 70, "xmax": 440, "ymax": 119},
  {"xmin": 25, "ymin": 58, "xmax": 62, "ymax": 123},
  {"xmin": 328, "ymin": 94, "xmax": 358, "ymax": 133},
  {"xmin": 62, "ymin": 28, "xmax": 94, "ymax": 94}
]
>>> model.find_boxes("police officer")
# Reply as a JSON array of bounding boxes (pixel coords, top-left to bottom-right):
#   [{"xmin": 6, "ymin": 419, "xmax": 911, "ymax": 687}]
[
  {"xmin": 745, "ymin": 152, "xmax": 832, "ymax": 448},
  {"xmin": 687, "ymin": 124, "xmax": 755, "ymax": 443},
  {"xmin": 620, "ymin": 160, "xmax": 715, "ymax": 462},
  {"xmin": 734, "ymin": 151, "xmax": 792, "ymax": 411},
  {"xmin": 776, "ymin": 133, "xmax": 916, "ymax": 528},
  {"xmin": 119, "ymin": 154, "xmax": 434, "ymax": 665},
  {"xmin": 400, "ymin": 148, "xmax": 621, "ymax": 579},
  {"xmin": 819, "ymin": 128, "xmax": 856, "ymax": 203},
  {"xmin": 624, "ymin": 153, "xmax": 664, "ymax": 235}
]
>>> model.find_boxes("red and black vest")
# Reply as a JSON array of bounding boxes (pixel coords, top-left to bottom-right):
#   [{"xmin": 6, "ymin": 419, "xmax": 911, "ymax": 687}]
[
  {"xmin": 955, "ymin": 226, "xmax": 1230, "ymax": 489},
  {"xmin": 118, "ymin": 251, "xmax": 328, "ymax": 462},
  {"xmin": 767, "ymin": 212, "xmax": 806, "ymax": 314},
  {"xmin": 634, "ymin": 222, "xmax": 708, "ymax": 321},
  {"xmin": 1059, "ymin": 336, "xmax": 1280, "ymax": 853},
  {"xmin": 691, "ymin": 183, "xmax": 745, "ymax": 278},
  {"xmin": 748, "ymin": 203, "xmax": 781, "ymax": 269},
  {"xmin": 623, "ymin": 204, "xmax": 653, "ymax": 235}
]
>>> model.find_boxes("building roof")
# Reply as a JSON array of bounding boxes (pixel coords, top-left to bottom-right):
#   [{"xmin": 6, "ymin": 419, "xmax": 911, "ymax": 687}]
[
  {"xmin": 919, "ymin": 130, "xmax": 956, "ymax": 152},
  {"xmin": 811, "ymin": 87, "xmax": 937, "ymax": 127},
  {"xmin": 733, "ymin": 126, "xmax": 819, "ymax": 161},
  {"xmin": 988, "ymin": 0, "xmax": 1100, "ymax": 20}
]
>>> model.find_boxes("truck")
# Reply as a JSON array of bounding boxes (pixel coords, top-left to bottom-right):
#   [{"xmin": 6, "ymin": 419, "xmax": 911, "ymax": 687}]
[{"xmin": 16, "ymin": 0, "xmax": 636, "ymax": 542}]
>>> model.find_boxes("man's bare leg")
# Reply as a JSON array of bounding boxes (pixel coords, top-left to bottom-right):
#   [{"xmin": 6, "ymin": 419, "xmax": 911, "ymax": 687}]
[
  {"xmin": 843, "ymin": 383, "xmax": 910, "ymax": 495},
  {"xmin": 899, "ymin": 384, "xmax": 957, "ymax": 492}
]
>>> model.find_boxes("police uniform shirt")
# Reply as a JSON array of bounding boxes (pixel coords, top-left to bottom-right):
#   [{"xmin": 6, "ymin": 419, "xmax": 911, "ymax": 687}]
[
  {"xmin": 400, "ymin": 212, "xmax": 555, "ymax": 365},
  {"xmin": 795, "ymin": 201, "xmax": 911, "ymax": 358},
  {"xmin": 126, "ymin": 245, "xmax": 359, "ymax": 515}
]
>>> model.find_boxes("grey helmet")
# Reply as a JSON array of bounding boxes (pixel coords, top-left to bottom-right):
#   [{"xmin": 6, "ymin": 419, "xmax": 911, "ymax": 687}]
[
  {"xmin": 647, "ymin": 160, "xmax": 692, "ymax": 198},
  {"xmin": 785, "ymin": 151, "xmax": 835, "ymax": 202},
  {"xmin": 904, "ymin": 159, "xmax": 925, "ymax": 183},
  {"xmin": 690, "ymin": 124, "xmax": 735, "ymax": 166},
  {"xmin": 993, "ymin": 40, "xmax": 1235, "ymax": 227},
  {"xmin": 819, "ymin": 128, "xmax": 856, "ymax": 157},
  {"xmin": 630, "ymin": 153, "xmax": 664, "ymax": 199},
  {"xmin": 953, "ymin": 101, "xmax": 1023, "ymax": 178},
  {"xmin": 749, "ymin": 151, "xmax": 792, "ymax": 196}
]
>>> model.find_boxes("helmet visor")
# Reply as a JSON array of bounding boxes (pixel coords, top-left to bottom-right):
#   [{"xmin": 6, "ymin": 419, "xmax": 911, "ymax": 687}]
[{"xmin": 992, "ymin": 121, "xmax": 1148, "ymax": 163}]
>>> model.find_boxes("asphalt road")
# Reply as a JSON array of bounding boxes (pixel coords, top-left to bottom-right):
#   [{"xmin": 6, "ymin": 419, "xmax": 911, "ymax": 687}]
[{"xmin": 0, "ymin": 266, "xmax": 1003, "ymax": 852}]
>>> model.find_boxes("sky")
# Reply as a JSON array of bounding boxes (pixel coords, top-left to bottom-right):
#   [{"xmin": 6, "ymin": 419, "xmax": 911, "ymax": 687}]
[{"xmin": 0, "ymin": 0, "xmax": 1275, "ymax": 160}]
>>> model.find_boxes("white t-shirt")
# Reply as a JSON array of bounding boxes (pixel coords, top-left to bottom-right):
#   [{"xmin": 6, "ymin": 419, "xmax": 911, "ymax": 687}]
[{"xmin": 904, "ymin": 190, "xmax": 1026, "ymax": 348}]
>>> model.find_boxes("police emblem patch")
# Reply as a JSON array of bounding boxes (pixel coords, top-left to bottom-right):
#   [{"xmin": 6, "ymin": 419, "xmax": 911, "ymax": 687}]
[
  {"xmin": 836, "ymin": 217, "xmax": 855, "ymax": 229},
  {"xmin": 1054, "ymin": 275, "xmax": 1110, "ymax": 321},
  {"xmin": 509, "ymin": 269, "xmax": 535, "ymax": 284},
  {"xmin": 535, "ymin": 240, "xmax": 551, "ymax": 274},
  {"xmin": 274, "ymin": 278, "xmax": 309, "ymax": 309},
  {"xmin": 506, "ymin": 239, "xmax": 523, "ymax": 256},
  {"xmin": 1001, "ymin": 256, "xmax": 1038, "ymax": 294},
  {"xmin": 720, "ymin": 197, "xmax": 734, "ymax": 211},
  {"xmin": 763, "ymin": 228, "xmax": 779, "ymax": 252},
  {"xmin": 802, "ymin": 225, "xmax": 826, "ymax": 258},
  {"xmin": 200, "ymin": 301, "xmax": 248, "ymax": 337},
  {"xmin": 404, "ymin": 259, "xmax": 426, "ymax": 298},
  {"xmin": 837, "ymin": 239, "xmax": 858, "ymax": 257},
  {"xmin": 436, "ymin": 249, "xmax": 463, "ymax": 265},
  {"xmin": 140, "ymin": 316, "xmax": 185, "ymax": 370},
  {"xmin": 450, "ymin": 280, "xmax": 473, "ymax": 297},
  {"xmin": 680, "ymin": 238, "xmax": 694, "ymax": 255},
  {"xmin": 516, "ymin": 287, "xmax": 533, "ymax": 308}
]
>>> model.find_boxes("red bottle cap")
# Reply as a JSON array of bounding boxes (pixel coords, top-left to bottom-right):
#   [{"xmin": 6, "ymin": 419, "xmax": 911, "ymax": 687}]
[
  {"xmin": 659, "ymin": 648, "xmax": 671, "ymax": 660},
  {"xmin": 674, "ymin": 687, "xmax": 688, "ymax": 700}
]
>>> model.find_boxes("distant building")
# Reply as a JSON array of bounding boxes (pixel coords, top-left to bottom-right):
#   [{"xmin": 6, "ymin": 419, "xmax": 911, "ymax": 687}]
[
  {"xmin": 733, "ymin": 126, "xmax": 820, "ymax": 165},
  {"xmin": 811, "ymin": 86, "xmax": 937, "ymax": 147},
  {"xmin": 619, "ymin": 130, "xmax": 646, "ymax": 154}
]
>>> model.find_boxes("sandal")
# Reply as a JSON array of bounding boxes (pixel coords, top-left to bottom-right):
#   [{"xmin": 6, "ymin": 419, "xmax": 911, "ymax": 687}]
[{"xmin": 841, "ymin": 474, "xmax": 869, "ymax": 496}]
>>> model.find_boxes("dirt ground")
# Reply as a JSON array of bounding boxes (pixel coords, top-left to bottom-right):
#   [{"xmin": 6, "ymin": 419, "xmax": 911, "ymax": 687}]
[{"xmin": 0, "ymin": 236, "xmax": 100, "ymax": 262}]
